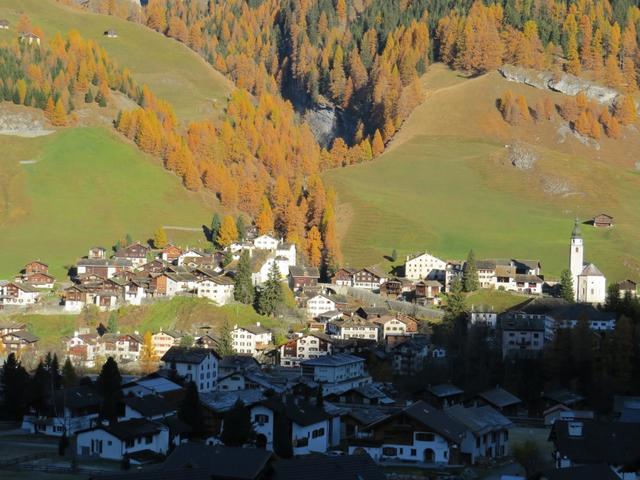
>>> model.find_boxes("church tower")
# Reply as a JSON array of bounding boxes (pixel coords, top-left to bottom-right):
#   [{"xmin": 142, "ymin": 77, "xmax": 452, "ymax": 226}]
[{"xmin": 569, "ymin": 219, "xmax": 584, "ymax": 300}]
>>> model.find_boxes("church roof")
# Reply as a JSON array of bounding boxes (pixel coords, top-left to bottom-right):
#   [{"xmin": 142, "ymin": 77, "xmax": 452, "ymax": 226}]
[
  {"xmin": 571, "ymin": 219, "xmax": 582, "ymax": 238},
  {"xmin": 580, "ymin": 263, "xmax": 604, "ymax": 277}
]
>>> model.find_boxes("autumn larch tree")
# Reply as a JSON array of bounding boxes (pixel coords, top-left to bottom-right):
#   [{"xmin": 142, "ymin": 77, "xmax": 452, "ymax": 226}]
[
  {"xmin": 217, "ymin": 215, "xmax": 239, "ymax": 248},
  {"xmin": 153, "ymin": 227, "xmax": 168, "ymax": 248},
  {"xmin": 139, "ymin": 331, "xmax": 159, "ymax": 374}
]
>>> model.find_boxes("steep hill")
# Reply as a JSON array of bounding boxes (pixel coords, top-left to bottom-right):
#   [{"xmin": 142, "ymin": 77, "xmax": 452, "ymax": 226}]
[
  {"xmin": 0, "ymin": 126, "xmax": 214, "ymax": 279},
  {"xmin": 324, "ymin": 64, "xmax": 640, "ymax": 281},
  {"xmin": 0, "ymin": 0, "xmax": 233, "ymax": 121}
]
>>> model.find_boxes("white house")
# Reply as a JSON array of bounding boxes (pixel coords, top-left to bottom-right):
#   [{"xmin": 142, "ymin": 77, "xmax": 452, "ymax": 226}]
[
  {"xmin": 76, "ymin": 418, "xmax": 169, "ymax": 460},
  {"xmin": 277, "ymin": 332, "xmax": 334, "ymax": 367},
  {"xmin": 306, "ymin": 294, "xmax": 337, "ymax": 319},
  {"xmin": 161, "ymin": 347, "xmax": 220, "ymax": 393},
  {"xmin": 163, "ymin": 272, "xmax": 198, "ymax": 297},
  {"xmin": 326, "ymin": 319, "xmax": 379, "ymax": 341},
  {"xmin": 176, "ymin": 249, "xmax": 205, "ymax": 266},
  {"xmin": 301, "ymin": 354, "xmax": 371, "ymax": 394},
  {"xmin": 196, "ymin": 275, "xmax": 234, "ymax": 305},
  {"xmin": 405, "ymin": 253, "xmax": 447, "ymax": 281},
  {"xmin": 470, "ymin": 309, "xmax": 498, "ymax": 328},
  {"xmin": 253, "ymin": 234, "xmax": 280, "ymax": 251},
  {"xmin": 231, "ymin": 323, "xmax": 272, "ymax": 357},
  {"xmin": 371, "ymin": 315, "xmax": 408, "ymax": 342},
  {"xmin": 0, "ymin": 282, "xmax": 40, "ymax": 306},
  {"xmin": 124, "ymin": 282, "xmax": 146, "ymax": 306},
  {"xmin": 276, "ymin": 242, "xmax": 297, "ymax": 266}
]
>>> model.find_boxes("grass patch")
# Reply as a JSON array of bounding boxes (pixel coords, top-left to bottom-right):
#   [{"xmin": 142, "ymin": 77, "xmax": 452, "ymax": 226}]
[
  {"xmin": 0, "ymin": 0, "xmax": 232, "ymax": 121},
  {"xmin": 0, "ymin": 127, "xmax": 214, "ymax": 279},
  {"xmin": 466, "ymin": 289, "xmax": 532, "ymax": 313}
]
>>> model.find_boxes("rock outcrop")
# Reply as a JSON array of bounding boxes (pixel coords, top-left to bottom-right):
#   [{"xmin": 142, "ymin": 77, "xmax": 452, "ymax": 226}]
[{"xmin": 499, "ymin": 64, "xmax": 620, "ymax": 105}]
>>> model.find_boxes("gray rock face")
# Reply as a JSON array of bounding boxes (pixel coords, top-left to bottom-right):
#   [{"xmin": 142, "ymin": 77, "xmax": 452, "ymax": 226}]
[
  {"xmin": 499, "ymin": 64, "xmax": 619, "ymax": 106},
  {"xmin": 303, "ymin": 104, "xmax": 339, "ymax": 148}
]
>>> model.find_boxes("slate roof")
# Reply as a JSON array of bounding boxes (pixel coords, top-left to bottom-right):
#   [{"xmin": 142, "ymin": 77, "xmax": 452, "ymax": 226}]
[
  {"xmin": 219, "ymin": 354, "xmax": 261, "ymax": 371},
  {"xmin": 580, "ymin": 263, "xmax": 604, "ymax": 277},
  {"xmin": 549, "ymin": 303, "xmax": 615, "ymax": 322},
  {"xmin": 301, "ymin": 353, "xmax": 364, "ymax": 367},
  {"xmin": 543, "ymin": 389, "xmax": 585, "ymax": 407},
  {"xmin": 500, "ymin": 315, "xmax": 545, "ymax": 332},
  {"xmin": 162, "ymin": 444, "xmax": 271, "ymax": 480},
  {"xmin": 478, "ymin": 387, "xmax": 522, "ymax": 408},
  {"xmin": 272, "ymin": 455, "xmax": 386, "ymax": 480},
  {"xmin": 161, "ymin": 346, "xmax": 220, "ymax": 364},
  {"xmin": 235, "ymin": 323, "xmax": 269, "ymax": 335},
  {"xmin": 289, "ymin": 265, "xmax": 320, "ymax": 278},
  {"xmin": 55, "ymin": 385, "xmax": 102, "ymax": 409},
  {"xmin": 444, "ymin": 405, "xmax": 513, "ymax": 436},
  {"xmin": 200, "ymin": 389, "xmax": 266, "ymax": 413},
  {"xmin": 3, "ymin": 330, "xmax": 39, "ymax": 343},
  {"xmin": 78, "ymin": 418, "xmax": 163, "ymax": 441},
  {"xmin": 428, "ymin": 384, "xmax": 464, "ymax": 398},
  {"xmin": 261, "ymin": 397, "xmax": 332, "ymax": 426},
  {"xmin": 401, "ymin": 401, "xmax": 467, "ymax": 443},
  {"xmin": 124, "ymin": 395, "xmax": 176, "ymax": 418},
  {"xmin": 550, "ymin": 419, "xmax": 640, "ymax": 465},
  {"xmin": 541, "ymin": 464, "xmax": 619, "ymax": 480}
]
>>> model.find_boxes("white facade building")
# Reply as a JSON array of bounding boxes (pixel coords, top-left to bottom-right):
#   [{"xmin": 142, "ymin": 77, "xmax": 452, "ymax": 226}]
[
  {"xmin": 569, "ymin": 221, "xmax": 607, "ymax": 304},
  {"xmin": 231, "ymin": 323, "xmax": 272, "ymax": 356},
  {"xmin": 405, "ymin": 253, "xmax": 447, "ymax": 281},
  {"xmin": 160, "ymin": 347, "xmax": 219, "ymax": 393},
  {"xmin": 196, "ymin": 276, "xmax": 234, "ymax": 305},
  {"xmin": 306, "ymin": 294, "xmax": 337, "ymax": 319}
]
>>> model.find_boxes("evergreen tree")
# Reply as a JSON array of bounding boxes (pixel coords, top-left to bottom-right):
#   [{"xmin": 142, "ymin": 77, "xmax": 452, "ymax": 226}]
[
  {"xmin": 178, "ymin": 381, "xmax": 203, "ymax": 437},
  {"xmin": 179, "ymin": 335, "xmax": 194, "ymax": 347},
  {"xmin": 107, "ymin": 312, "xmax": 118, "ymax": 333},
  {"xmin": 273, "ymin": 409, "xmax": 292, "ymax": 458},
  {"xmin": 62, "ymin": 357, "xmax": 79, "ymax": 388},
  {"xmin": 444, "ymin": 278, "xmax": 467, "ymax": 332},
  {"xmin": 84, "ymin": 89, "xmax": 94, "ymax": 103},
  {"xmin": 462, "ymin": 250, "xmax": 479, "ymax": 292},
  {"xmin": 217, "ymin": 321, "xmax": 235, "ymax": 356},
  {"xmin": 210, "ymin": 213, "xmax": 221, "ymax": 245},
  {"xmin": 221, "ymin": 399, "xmax": 255, "ymax": 446},
  {"xmin": 605, "ymin": 283, "xmax": 621, "ymax": 311},
  {"xmin": 234, "ymin": 250, "xmax": 255, "ymax": 305},
  {"xmin": 559, "ymin": 269, "xmax": 575, "ymax": 302},
  {"xmin": 236, "ymin": 215, "xmax": 246, "ymax": 241},
  {"xmin": 391, "ymin": 249, "xmax": 397, "ymax": 262},
  {"xmin": 97, "ymin": 357, "xmax": 122, "ymax": 422},
  {"xmin": 0, "ymin": 353, "xmax": 30, "ymax": 420},
  {"xmin": 257, "ymin": 262, "xmax": 283, "ymax": 316}
]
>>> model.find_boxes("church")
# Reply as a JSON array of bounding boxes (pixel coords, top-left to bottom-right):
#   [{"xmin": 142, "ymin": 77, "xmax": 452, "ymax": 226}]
[{"xmin": 569, "ymin": 220, "xmax": 606, "ymax": 304}]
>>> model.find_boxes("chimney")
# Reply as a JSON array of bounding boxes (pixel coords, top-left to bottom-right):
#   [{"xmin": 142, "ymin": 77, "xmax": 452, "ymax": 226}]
[{"xmin": 568, "ymin": 421, "xmax": 583, "ymax": 437}]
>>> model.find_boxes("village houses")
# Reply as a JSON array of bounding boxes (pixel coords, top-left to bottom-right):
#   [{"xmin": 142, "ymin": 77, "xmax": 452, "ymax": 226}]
[{"xmin": 231, "ymin": 323, "xmax": 272, "ymax": 357}]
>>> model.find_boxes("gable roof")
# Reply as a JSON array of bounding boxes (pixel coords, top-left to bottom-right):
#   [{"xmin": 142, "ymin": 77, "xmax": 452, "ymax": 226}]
[
  {"xmin": 163, "ymin": 443, "xmax": 271, "ymax": 480},
  {"xmin": 289, "ymin": 265, "xmax": 320, "ymax": 278},
  {"xmin": 301, "ymin": 353, "xmax": 364, "ymax": 368},
  {"xmin": 444, "ymin": 405, "xmax": 513, "ymax": 436},
  {"xmin": 161, "ymin": 346, "xmax": 220, "ymax": 364},
  {"xmin": 235, "ymin": 323, "xmax": 269, "ymax": 335},
  {"xmin": 272, "ymin": 455, "xmax": 386, "ymax": 480},
  {"xmin": 3, "ymin": 330, "xmax": 39, "ymax": 343},
  {"xmin": 78, "ymin": 418, "xmax": 163, "ymax": 441},
  {"xmin": 477, "ymin": 387, "xmax": 522, "ymax": 408},
  {"xmin": 399, "ymin": 401, "xmax": 467, "ymax": 444},
  {"xmin": 124, "ymin": 395, "xmax": 176, "ymax": 418},
  {"xmin": 580, "ymin": 263, "xmax": 604, "ymax": 277},
  {"xmin": 428, "ymin": 384, "xmax": 464, "ymax": 398}
]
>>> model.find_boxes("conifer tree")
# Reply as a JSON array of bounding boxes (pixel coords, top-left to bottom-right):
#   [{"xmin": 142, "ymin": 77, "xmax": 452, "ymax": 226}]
[
  {"xmin": 372, "ymin": 129, "xmax": 385, "ymax": 157},
  {"xmin": 217, "ymin": 215, "xmax": 238, "ymax": 247},
  {"xmin": 210, "ymin": 213, "xmax": 221, "ymax": 245},
  {"xmin": 257, "ymin": 262, "xmax": 283, "ymax": 317},
  {"xmin": 234, "ymin": 250, "xmax": 255, "ymax": 305},
  {"xmin": 256, "ymin": 197, "xmax": 274, "ymax": 235},
  {"xmin": 216, "ymin": 321, "xmax": 234, "ymax": 356},
  {"xmin": 61, "ymin": 357, "xmax": 78, "ymax": 388},
  {"xmin": 178, "ymin": 381, "xmax": 203, "ymax": 437},
  {"xmin": 559, "ymin": 269, "xmax": 574, "ymax": 302},
  {"xmin": 221, "ymin": 400, "xmax": 255, "ymax": 446},
  {"xmin": 463, "ymin": 250, "xmax": 479, "ymax": 292}
]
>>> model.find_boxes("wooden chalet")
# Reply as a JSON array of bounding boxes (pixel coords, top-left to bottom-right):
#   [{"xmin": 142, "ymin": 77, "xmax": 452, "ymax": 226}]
[
  {"xmin": 2, "ymin": 330, "xmax": 39, "ymax": 355},
  {"xmin": 593, "ymin": 213, "xmax": 614, "ymax": 228},
  {"xmin": 24, "ymin": 260, "xmax": 48, "ymax": 275}
]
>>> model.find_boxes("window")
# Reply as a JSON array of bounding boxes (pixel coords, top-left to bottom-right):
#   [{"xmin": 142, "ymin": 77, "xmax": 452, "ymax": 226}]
[
  {"xmin": 415, "ymin": 432, "xmax": 435, "ymax": 442},
  {"xmin": 125, "ymin": 439, "xmax": 134, "ymax": 448},
  {"xmin": 410, "ymin": 449, "xmax": 417, "ymax": 456},
  {"xmin": 255, "ymin": 414, "xmax": 269, "ymax": 425},
  {"xmin": 382, "ymin": 447, "xmax": 397, "ymax": 456},
  {"xmin": 312, "ymin": 428, "xmax": 325, "ymax": 438},
  {"xmin": 145, "ymin": 435, "xmax": 153, "ymax": 444}
]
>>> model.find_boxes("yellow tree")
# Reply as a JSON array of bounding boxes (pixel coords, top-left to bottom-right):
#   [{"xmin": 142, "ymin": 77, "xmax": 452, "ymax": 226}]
[
  {"xmin": 153, "ymin": 227, "xmax": 168, "ymax": 248},
  {"xmin": 139, "ymin": 331, "xmax": 158, "ymax": 374},
  {"xmin": 256, "ymin": 197, "xmax": 274, "ymax": 234},
  {"xmin": 306, "ymin": 226, "xmax": 323, "ymax": 267},
  {"xmin": 217, "ymin": 215, "xmax": 239, "ymax": 247},
  {"xmin": 51, "ymin": 98, "xmax": 67, "ymax": 127}
]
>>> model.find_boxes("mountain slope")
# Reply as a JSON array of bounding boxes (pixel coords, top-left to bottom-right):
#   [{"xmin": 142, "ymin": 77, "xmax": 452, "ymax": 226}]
[
  {"xmin": 324, "ymin": 65, "xmax": 640, "ymax": 281},
  {"xmin": 0, "ymin": 0, "xmax": 233, "ymax": 121},
  {"xmin": 0, "ymin": 127, "xmax": 214, "ymax": 278}
]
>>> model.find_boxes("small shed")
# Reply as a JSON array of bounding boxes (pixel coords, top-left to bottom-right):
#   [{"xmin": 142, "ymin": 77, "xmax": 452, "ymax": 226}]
[
  {"xmin": 0, "ymin": 19, "xmax": 9, "ymax": 30},
  {"xmin": 593, "ymin": 213, "xmax": 614, "ymax": 228},
  {"xmin": 19, "ymin": 32, "xmax": 40, "ymax": 45},
  {"xmin": 104, "ymin": 29, "xmax": 118, "ymax": 38}
]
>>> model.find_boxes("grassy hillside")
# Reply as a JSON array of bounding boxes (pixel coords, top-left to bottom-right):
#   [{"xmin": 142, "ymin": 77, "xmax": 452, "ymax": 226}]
[
  {"xmin": 10, "ymin": 297, "xmax": 280, "ymax": 353},
  {"xmin": 325, "ymin": 65, "xmax": 640, "ymax": 282},
  {"xmin": 0, "ymin": 0, "xmax": 233, "ymax": 121},
  {"xmin": 0, "ymin": 127, "xmax": 215, "ymax": 279}
]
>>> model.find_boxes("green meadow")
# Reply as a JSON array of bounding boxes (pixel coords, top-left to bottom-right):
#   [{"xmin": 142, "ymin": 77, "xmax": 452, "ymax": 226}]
[
  {"xmin": 0, "ymin": 0, "xmax": 233, "ymax": 121},
  {"xmin": 324, "ymin": 135, "xmax": 640, "ymax": 282},
  {"xmin": 0, "ymin": 127, "xmax": 214, "ymax": 279}
]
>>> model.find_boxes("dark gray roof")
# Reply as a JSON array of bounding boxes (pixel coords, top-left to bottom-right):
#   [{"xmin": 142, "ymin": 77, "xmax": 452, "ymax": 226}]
[
  {"xmin": 402, "ymin": 401, "xmax": 467, "ymax": 443},
  {"xmin": 161, "ymin": 346, "xmax": 220, "ymax": 364},
  {"xmin": 543, "ymin": 389, "xmax": 585, "ymax": 407},
  {"xmin": 289, "ymin": 265, "xmax": 320, "ymax": 278},
  {"xmin": 549, "ymin": 303, "xmax": 615, "ymax": 322},
  {"xmin": 219, "ymin": 355, "xmax": 260, "ymax": 371},
  {"xmin": 261, "ymin": 397, "xmax": 332, "ymax": 426},
  {"xmin": 272, "ymin": 455, "xmax": 386, "ymax": 480},
  {"xmin": 235, "ymin": 323, "xmax": 269, "ymax": 335},
  {"xmin": 551, "ymin": 419, "xmax": 640, "ymax": 466},
  {"xmin": 301, "ymin": 353, "xmax": 364, "ymax": 367},
  {"xmin": 444, "ymin": 405, "xmax": 513, "ymax": 436},
  {"xmin": 163, "ymin": 443, "xmax": 271, "ymax": 479},
  {"xmin": 500, "ymin": 314, "xmax": 545, "ymax": 332},
  {"xmin": 78, "ymin": 418, "xmax": 163, "ymax": 441},
  {"xmin": 542, "ymin": 464, "xmax": 619, "ymax": 480},
  {"xmin": 478, "ymin": 387, "xmax": 521, "ymax": 408},
  {"xmin": 428, "ymin": 384, "xmax": 464, "ymax": 398},
  {"xmin": 124, "ymin": 395, "xmax": 176, "ymax": 418}
]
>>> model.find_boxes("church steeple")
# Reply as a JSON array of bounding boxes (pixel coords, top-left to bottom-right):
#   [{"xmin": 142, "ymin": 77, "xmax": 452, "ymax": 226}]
[{"xmin": 571, "ymin": 218, "xmax": 582, "ymax": 239}]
